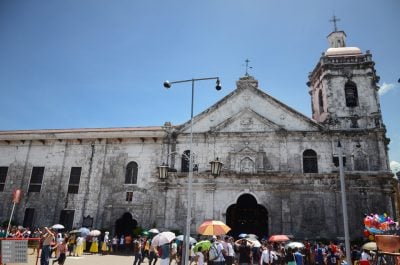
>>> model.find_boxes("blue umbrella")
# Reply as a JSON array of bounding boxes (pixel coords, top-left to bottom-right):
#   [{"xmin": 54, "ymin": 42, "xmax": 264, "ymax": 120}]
[
  {"xmin": 238, "ymin": 233, "xmax": 248, "ymax": 238},
  {"xmin": 79, "ymin": 227, "xmax": 90, "ymax": 237}
]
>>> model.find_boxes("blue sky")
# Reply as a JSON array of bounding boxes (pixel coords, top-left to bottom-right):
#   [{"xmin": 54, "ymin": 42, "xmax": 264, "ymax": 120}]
[{"xmin": 0, "ymin": 0, "xmax": 399, "ymax": 167}]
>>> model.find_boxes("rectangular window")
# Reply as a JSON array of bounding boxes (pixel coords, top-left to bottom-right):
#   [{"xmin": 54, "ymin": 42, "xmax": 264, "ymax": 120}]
[
  {"xmin": 0, "ymin": 167, "xmax": 8, "ymax": 192},
  {"xmin": 126, "ymin": 191, "xmax": 133, "ymax": 202},
  {"xmin": 23, "ymin": 208, "xmax": 35, "ymax": 228},
  {"xmin": 333, "ymin": 156, "xmax": 347, "ymax": 167},
  {"xmin": 28, "ymin": 167, "xmax": 44, "ymax": 193},
  {"xmin": 68, "ymin": 167, "xmax": 82, "ymax": 194}
]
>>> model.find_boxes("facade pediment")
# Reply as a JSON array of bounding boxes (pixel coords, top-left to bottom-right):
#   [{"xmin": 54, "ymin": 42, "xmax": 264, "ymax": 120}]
[
  {"xmin": 211, "ymin": 108, "xmax": 283, "ymax": 133},
  {"xmin": 179, "ymin": 76, "xmax": 322, "ymax": 134}
]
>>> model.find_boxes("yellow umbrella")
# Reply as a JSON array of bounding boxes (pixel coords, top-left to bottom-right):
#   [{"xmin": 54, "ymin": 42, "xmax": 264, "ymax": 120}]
[{"xmin": 197, "ymin": 220, "xmax": 231, "ymax": 235}]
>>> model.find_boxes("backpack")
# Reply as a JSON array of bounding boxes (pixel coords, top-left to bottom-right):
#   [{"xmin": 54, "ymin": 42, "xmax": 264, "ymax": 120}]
[{"xmin": 209, "ymin": 245, "xmax": 219, "ymax": 261}]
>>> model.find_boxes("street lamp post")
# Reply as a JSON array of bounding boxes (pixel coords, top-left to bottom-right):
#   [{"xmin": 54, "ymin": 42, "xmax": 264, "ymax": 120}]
[
  {"xmin": 163, "ymin": 77, "xmax": 221, "ymax": 265},
  {"xmin": 338, "ymin": 141, "xmax": 351, "ymax": 265}
]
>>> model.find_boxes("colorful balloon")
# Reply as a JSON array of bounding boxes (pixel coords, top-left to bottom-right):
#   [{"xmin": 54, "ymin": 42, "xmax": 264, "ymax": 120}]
[{"xmin": 364, "ymin": 218, "xmax": 371, "ymax": 227}]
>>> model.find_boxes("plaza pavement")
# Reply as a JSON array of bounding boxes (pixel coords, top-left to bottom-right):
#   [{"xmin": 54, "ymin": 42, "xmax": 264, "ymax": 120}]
[{"xmin": 21, "ymin": 252, "xmax": 162, "ymax": 265}]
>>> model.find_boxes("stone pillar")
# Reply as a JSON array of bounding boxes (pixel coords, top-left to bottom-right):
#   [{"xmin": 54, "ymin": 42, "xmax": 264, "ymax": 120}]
[
  {"xmin": 204, "ymin": 181, "xmax": 216, "ymax": 220},
  {"xmin": 281, "ymin": 198, "xmax": 291, "ymax": 234},
  {"xmin": 156, "ymin": 182, "xmax": 168, "ymax": 229}
]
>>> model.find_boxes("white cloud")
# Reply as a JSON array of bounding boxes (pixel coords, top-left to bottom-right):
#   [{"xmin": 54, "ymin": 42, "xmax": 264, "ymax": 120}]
[
  {"xmin": 379, "ymin": 82, "xmax": 398, "ymax": 96},
  {"xmin": 391, "ymin": 161, "xmax": 400, "ymax": 174}
]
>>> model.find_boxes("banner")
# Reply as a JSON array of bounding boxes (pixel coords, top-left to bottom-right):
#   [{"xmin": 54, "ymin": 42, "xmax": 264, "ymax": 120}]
[{"xmin": 12, "ymin": 189, "xmax": 21, "ymax": 203}]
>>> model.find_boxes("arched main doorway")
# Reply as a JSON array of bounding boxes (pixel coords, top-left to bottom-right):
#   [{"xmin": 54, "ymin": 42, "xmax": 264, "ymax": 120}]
[
  {"xmin": 226, "ymin": 194, "xmax": 268, "ymax": 238},
  {"xmin": 114, "ymin": 212, "xmax": 138, "ymax": 237}
]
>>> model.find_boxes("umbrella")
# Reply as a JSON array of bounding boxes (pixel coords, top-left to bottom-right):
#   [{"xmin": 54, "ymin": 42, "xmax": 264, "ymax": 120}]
[
  {"xmin": 362, "ymin": 242, "xmax": 377, "ymax": 251},
  {"xmin": 176, "ymin": 235, "xmax": 197, "ymax": 244},
  {"xmin": 151, "ymin": 231, "xmax": 176, "ymax": 246},
  {"xmin": 285, "ymin": 242, "xmax": 305, "ymax": 250},
  {"xmin": 52, "ymin": 224, "xmax": 65, "ymax": 230},
  {"xmin": 193, "ymin": 240, "xmax": 212, "ymax": 252},
  {"xmin": 79, "ymin": 227, "xmax": 90, "ymax": 237},
  {"xmin": 89, "ymin": 229, "xmax": 101, "ymax": 236},
  {"xmin": 142, "ymin": 231, "xmax": 149, "ymax": 236},
  {"xmin": 69, "ymin": 230, "xmax": 80, "ymax": 234},
  {"xmin": 238, "ymin": 233, "xmax": 247, "ymax": 238},
  {"xmin": 246, "ymin": 234, "xmax": 258, "ymax": 239},
  {"xmin": 197, "ymin": 220, "xmax": 231, "ymax": 236},
  {"xmin": 246, "ymin": 238, "xmax": 261, "ymax": 247},
  {"xmin": 148, "ymin": 228, "xmax": 160, "ymax": 234},
  {"xmin": 268, "ymin": 235, "xmax": 290, "ymax": 242}
]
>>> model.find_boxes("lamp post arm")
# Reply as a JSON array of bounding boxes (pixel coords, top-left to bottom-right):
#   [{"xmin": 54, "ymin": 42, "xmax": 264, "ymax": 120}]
[{"xmin": 167, "ymin": 77, "xmax": 220, "ymax": 85}]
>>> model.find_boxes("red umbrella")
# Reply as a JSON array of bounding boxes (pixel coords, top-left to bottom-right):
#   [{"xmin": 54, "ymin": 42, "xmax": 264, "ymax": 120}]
[
  {"xmin": 268, "ymin": 234, "xmax": 290, "ymax": 242},
  {"xmin": 197, "ymin": 220, "xmax": 231, "ymax": 235}
]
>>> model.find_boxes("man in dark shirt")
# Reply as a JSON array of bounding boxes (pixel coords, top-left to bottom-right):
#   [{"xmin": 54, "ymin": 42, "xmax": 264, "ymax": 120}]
[{"xmin": 235, "ymin": 239, "xmax": 253, "ymax": 265}]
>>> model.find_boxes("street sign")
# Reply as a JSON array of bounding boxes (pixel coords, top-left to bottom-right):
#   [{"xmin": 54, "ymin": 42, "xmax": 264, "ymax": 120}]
[{"xmin": 1, "ymin": 240, "xmax": 28, "ymax": 263}]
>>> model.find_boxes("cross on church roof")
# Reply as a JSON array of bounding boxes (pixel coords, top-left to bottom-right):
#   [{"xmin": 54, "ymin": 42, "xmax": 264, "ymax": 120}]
[
  {"xmin": 244, "ymin": 59, "xmax": 253, "ymax": 76},
  {"xmin": 329, "ymin": 15, "xmax": 341, "ymax": 32}
]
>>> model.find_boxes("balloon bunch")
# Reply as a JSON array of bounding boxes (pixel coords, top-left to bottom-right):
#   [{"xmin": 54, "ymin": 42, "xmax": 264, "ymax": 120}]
[{"xmin": 363, "ymin": 213, "xmax": 397, "ymax": 241}]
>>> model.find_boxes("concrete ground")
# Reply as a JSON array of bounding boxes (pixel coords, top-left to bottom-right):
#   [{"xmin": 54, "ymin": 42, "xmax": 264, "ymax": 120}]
[{"xmin": 13, "ymin": 252, "xmax": 163, "ymax": 265}]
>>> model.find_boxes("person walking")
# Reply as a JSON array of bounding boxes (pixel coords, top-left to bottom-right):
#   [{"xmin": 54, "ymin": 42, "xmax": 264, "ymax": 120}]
[
  {"xmin": 195, "ymin": 246, "xmax": 205, "ymax": 265},
  {"xmin": 52, "ymin": 239, "xmax": 68, "ymax": 265},
  {"xmin": 160, "ymin": 242, "xmax": 171, "ymax": 265},
  {"xmin": 169, "ymin": 239, "xmax": 178, "ymax": 265},
  {"xmin": 75, "ymin": 235, "xmax": 84, "ymax": 257},
  {"xmin": 148, "ymin": 244, "xmax": 159, "ymax": 265},
  {"xmin": 326, "ymin": 249, "xmax": 340, "ymax": 265},
  {"xmin": 41, "ymin": 227, "xmax": 55, "ymax": 265},
  {"xmin": 260, "ymin": 243, "xmax": 277, "ymax": 265},
  {"xmin": 133, "ymin": 237, "xmax": 143, "ymax": 265},
  {"xmin": 293, "ymin": 247, "xmax": 304, "ymax": 265},
  {"xmin": 101, "ymin": 232, "xmax": 110, "ymax": 255},
  {"xmin": 235, "ymin": 238, "xmax": 253, "ymax": 265},
  {"xmin": 285, "ymin": 248, "xmax": 296, "ymax": 265}
]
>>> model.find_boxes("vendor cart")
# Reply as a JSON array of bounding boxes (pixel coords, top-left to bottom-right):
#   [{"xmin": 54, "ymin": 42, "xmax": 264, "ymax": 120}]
[{"xmin": 374, "ymin": 235, "xmax": 400, "ymax": 265}]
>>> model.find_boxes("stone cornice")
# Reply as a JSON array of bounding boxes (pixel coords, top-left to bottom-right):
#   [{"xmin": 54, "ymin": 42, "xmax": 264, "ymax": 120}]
[{"xmin": 0, "ymin": 126, "xmax": 165, "ymax": 141}]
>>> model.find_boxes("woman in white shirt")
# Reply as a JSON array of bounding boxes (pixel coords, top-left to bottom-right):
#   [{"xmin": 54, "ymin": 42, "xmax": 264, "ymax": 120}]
[{"xmin": 195, "ymin": 246, "xmax": 205, "ymax": 265}]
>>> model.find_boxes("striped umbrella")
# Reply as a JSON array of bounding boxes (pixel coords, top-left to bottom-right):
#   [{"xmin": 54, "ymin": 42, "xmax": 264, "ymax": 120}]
[{"xmin": 197, "ymin": 220, "xmax": 231, "ymax": 236}]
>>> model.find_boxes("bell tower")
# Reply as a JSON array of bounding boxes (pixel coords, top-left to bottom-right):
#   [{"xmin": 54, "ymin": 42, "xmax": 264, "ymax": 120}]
[{"xmin": 307, "ymin": 20, "xmax": 383, "ymax": 130}]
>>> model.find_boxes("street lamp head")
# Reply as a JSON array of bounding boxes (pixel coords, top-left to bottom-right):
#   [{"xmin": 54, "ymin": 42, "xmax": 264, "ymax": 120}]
[
  {"xmin": 216, "ymin": 79, "xmax": 222, "ymax": 91},
  {"xmin": 163, "ymin": 81, "xmax": 171, "ymax": 89}
]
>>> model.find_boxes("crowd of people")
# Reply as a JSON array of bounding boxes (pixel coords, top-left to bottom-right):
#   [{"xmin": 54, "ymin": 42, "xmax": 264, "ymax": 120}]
[{"xmin": 0, "ymin": 225, "xmax": 392, "ymax": 265}]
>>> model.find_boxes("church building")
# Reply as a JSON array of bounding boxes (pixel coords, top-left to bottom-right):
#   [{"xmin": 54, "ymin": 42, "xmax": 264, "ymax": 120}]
[{"xmin": 0, "ymin": 27, "xmax": 393, "ymax": 240}]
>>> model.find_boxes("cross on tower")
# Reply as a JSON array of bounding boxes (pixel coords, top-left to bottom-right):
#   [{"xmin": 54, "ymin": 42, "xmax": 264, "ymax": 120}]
[
  {"xmin": 329, "ymin": 15, "xmax": 341, "ymax": 32},
  {"xmin": 244, "ymin": 59, "xmax": 252, "ymax": 76}
]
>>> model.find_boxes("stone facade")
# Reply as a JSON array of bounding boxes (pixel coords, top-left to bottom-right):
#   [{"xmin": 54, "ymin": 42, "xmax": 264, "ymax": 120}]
[{"xmin": 0, "ymin": 30, "xmax": 393, "ymax": 240}]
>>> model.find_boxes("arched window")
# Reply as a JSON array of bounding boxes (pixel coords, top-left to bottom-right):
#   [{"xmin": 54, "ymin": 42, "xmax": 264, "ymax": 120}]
[
  {"xmin": 318, "ymin": 90, "xmax": 324, "ymax": 114},
  {"xmin": 181, "ymin": 150, "xmax": 190, "ymax": 172},
  {"xmin": 345, "ymin": 81, "xmax": 358, "ymax": 107},
  {"xmin": 303, "ymin": 149, "xmax": 318, "ymax": 173},
  {"xmin": 125, "ymin": 161, "xmax": 138, "ymax": 184}
]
